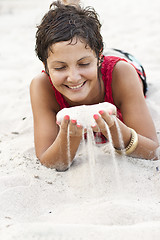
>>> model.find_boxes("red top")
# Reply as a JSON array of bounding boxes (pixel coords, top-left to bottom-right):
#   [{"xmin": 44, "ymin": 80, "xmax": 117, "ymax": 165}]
[{"xmin": 101, "ymin": 56, "xmax": 126, "ymax": 121}]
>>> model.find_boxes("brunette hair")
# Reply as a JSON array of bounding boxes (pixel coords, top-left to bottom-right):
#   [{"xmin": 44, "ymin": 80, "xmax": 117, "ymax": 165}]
[{"xmin": 35, "ymin": 1, "xmax": 104, "ymax": 68}]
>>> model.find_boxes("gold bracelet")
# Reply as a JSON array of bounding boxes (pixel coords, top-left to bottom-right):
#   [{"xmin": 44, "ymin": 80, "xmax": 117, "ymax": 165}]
[{"xmin": 115, "ymin": 128, "xmax": 138, "ymax": 155}]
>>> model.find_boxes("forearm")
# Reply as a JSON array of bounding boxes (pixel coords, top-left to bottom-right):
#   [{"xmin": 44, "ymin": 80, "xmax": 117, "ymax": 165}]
[
  {"xmin": 109, "ymin": 118, "xmax": 159, "ymax": 160},
  {"xmin": 39, "ymin": 131, "xmax": 82, "ymax": 170},
  {"xmin": 129, "ymin": 134, "xmax": 159, "ymax": 160}
]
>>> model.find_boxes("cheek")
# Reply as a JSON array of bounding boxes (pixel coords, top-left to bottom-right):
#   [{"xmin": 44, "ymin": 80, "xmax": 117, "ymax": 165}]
[
  {"xmin": 49, "ymin": 71, "xmax": 66, "ymax": 87},
  {"xmin": 85, "ymin": 66, "xmax": 98, "ymax": 79}
]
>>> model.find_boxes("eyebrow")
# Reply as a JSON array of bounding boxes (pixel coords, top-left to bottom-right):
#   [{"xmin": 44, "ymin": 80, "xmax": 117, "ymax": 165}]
[
  {"xmin": 51, "ymin": 56, "xmax": 92, "ymax": 64},
  {"xmin": 52, "ymin": 61, "xmax": 66, "ymax": 64},
  {"xmin": 78, "ymin": 56, "xmax": 92, "ymax": 61}
]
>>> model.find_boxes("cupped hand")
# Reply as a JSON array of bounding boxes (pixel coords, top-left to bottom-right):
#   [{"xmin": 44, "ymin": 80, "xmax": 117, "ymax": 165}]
[{"xmin": 91, "ymin": 110, "xmax": 115, "ymax": 136}]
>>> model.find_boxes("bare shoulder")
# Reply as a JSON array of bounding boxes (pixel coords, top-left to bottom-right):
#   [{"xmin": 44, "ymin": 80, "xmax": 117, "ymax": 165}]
[
  {"xmin": 111, "ymin": 60, "xmax": 144, "ymax": 108},
  {"xmin": 111, "ymin": 60, "xmax": 158, "ymax": 142},
  {"xmin": 30, "ymin": 72, "xmax": 60, "ymax": 112}
]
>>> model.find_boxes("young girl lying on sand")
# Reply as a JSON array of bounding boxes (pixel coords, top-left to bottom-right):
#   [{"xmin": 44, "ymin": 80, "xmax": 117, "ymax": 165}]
[{"xmin": 30, "ymin": 0, "xmax": 159, "ymax": 171}]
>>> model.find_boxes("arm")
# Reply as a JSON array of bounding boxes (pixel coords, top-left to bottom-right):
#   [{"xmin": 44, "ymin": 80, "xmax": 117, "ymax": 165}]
[
  {"xmin": 94, "ymin": 61, "xmax": 159, "ymax": 159},
  {"xmin": 30, "ymin": 73, "xmax": 82, "ymax": 171}
]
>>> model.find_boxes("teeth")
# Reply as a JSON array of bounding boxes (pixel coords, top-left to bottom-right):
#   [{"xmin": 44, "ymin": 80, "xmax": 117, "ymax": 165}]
[{"xmin": 68, "ymin": 82, "xmax": 84, "ymax": 89}]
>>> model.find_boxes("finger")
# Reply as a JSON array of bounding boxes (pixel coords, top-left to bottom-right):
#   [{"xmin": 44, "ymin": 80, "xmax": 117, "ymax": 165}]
[
  {"xmin": 70, "ymin": 119, "xmax": 77, "ymax": 125},
  {"xmin": 99, "ymin": 110, "xmax": 115, "ymax": 128},
  {"xmin": 70, "ymin": 119, "xmax": 77, "ymax": 134},
  {"xmin": 99, "ymin": 106, "xmax": 117, "ymax": 116},
  {"xmin": 76, "ymin": 124, "xmax": 83, "ymax": 135},
  {"xmin": 56, "ymin": 120, "xmax": 60, "ymax": 126},
  {"xmin": 60, "ymin": 115, "xmax": 70, "ymax": 132},
  {"xmin": 91, "ymin": 124, "xmax": 100, "ymax": 132},
  {"xmin": 93, "ymin": 114, "xmax": 107, "ymax": 131},
  {"xmin": 69, "ymin": 119, "xmax": 83, "ymax": 136},
  {"xmin": 108, "ymin": 107, "xmax": 117, "ymax": 116}
]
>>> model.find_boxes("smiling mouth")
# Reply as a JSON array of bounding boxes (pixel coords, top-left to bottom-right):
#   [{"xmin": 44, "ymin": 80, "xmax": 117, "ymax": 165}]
[{"xmin": 66, "ymin": 81, "xmax": 86, "ymax": 90}]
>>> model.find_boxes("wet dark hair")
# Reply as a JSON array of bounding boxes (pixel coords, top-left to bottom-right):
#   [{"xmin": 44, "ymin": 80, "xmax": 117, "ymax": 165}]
[{"xmin": 35, "ymin": 1, "xmax": 104, "ymax": 69}]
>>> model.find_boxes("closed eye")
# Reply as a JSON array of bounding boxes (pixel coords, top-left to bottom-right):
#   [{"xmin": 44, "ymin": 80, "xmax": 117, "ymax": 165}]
[
  {"xmin": 54, "ymin": 66, "xmax": 66, "ymax": 71},
  {"xmin": 79, "ymin": 63, "xmax": 90, "ymax": 67}
]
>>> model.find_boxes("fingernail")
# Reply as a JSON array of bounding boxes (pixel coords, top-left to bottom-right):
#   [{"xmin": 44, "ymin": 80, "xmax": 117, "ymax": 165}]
[
  {"xmin": 64, "ymin": 115, "xmax": 70, "ymax": 120},
  {"xmin": 109, "ymin": 110, "xmax": 112, "ymax": 115},
  {"xmin": 91, "ymin": 124, "xmax": 97, "ymax": 128},
  {"xmin": 99, "ymin": 110, "xmax": 104, "ymax": 115},
  {"xmin": 93, "ymin": 114, "xmax": 99, "ymax": 120},
  {"xmin": 71, "ymin": 119, "xmax": 76, "ymax": 124},
  {"xmin": 77, "ymin": 124, "xmax": 82, "ymax": 128}
]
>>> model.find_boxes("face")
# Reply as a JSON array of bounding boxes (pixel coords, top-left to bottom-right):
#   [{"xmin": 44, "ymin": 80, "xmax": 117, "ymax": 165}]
[{"xmin": 47, "ymin": 38, "xmax": 103, "ymax": 106}]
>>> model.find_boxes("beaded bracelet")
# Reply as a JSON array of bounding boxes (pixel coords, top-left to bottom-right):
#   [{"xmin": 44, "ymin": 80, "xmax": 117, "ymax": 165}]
[{"xmin": 115, "ymin": 128, "xmax": 138, "ymax": 155}]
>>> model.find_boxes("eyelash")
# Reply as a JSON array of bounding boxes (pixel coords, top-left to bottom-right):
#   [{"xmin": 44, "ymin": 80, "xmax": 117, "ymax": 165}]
[
  {"xmin": 54, "ymin": 66, "xmax": 66, "ymax": 71},
  {"xmin": 79, "ymin": 63, "xmax": 90, "ymax": 67},
  {"xmin": 54, "ymin": 63, "xmax": 90, "ymax": 71}
]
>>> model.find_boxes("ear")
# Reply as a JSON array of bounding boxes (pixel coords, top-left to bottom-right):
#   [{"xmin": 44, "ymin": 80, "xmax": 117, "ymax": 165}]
[
  {"xmin": 97, "ymin": 57, "xmax": 102, "ymax": 67},
  {"xmin": 98, "ymin": 59, "xmax": 101, "ymax": 67},
  {"xmin": 98, "ymin": 54, "xmax": 104, "ymax": 67}
]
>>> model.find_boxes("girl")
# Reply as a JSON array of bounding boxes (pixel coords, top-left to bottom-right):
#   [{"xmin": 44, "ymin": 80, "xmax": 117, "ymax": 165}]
[{"xmin": 30, "ymin": 0, "xmax": 159, "ymax": 171}]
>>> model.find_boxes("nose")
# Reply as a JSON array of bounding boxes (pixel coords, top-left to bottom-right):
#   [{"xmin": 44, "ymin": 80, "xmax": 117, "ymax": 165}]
[{"xmin": 67, "ymin": 67, "xmax": 81, "ymax": 83}]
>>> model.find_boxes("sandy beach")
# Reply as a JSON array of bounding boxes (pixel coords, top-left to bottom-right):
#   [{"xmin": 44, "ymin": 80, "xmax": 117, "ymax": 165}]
[{"xmin": 0, "ymin": 0, "xmax": 160, "ymax": 239}]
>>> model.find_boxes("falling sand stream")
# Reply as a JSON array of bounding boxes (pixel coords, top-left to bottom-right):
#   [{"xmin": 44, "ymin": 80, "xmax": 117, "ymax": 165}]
[{"xmin": 66, "ymin": 115, "xmax": 125, "ymax": 194}]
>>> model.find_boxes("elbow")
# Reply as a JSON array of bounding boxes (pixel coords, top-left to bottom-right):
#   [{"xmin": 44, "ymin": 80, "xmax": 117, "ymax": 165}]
[
  {"xmin": 147, "ymin": 143, "xmax": 160, "ymax": 161},
  {"xmin": 154, "ymin": 145, "xmax": 160, "ymax": 160},
  {"xmin": 37, "ymin": 153, "xmax": 71, "ymax": 171},
  {"xmin": 144, "ymin": 138, "xmax": 159, "ymax": 160}
]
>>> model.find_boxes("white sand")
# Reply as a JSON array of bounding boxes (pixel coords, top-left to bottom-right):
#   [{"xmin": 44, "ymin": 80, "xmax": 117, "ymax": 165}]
[
  {"xmin": 0, "ymin": 0, "xmax": 160, "ymax": 239},
  {"xmin": 56, "ymin": 102, "xmax": 117, "ymax": 127}
]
